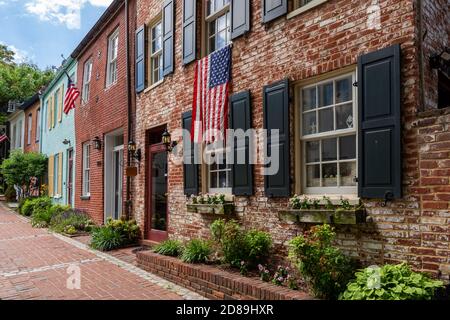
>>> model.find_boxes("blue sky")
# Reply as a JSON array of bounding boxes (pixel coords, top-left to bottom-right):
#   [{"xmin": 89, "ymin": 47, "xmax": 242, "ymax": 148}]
[{"xmin": 0, "ymin": 0, "xmax": 113, "ymax": 69}]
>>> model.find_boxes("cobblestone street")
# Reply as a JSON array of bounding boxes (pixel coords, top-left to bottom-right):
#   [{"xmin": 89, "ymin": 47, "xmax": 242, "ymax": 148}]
[{"xmin": 0, "ymin": 203, "xmax": 201, "ymax": 300}]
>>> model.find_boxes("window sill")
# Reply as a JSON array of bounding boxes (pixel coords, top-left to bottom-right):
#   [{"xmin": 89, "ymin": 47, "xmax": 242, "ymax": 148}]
[
  {"xmin": 53, "ymin": 195, "xmax": 62, "ymax": 199},
  {"xmin": 287, "ymin": 0, "xmax": 328, "ymax": 20},
  {"xmin": 143, "ymin": 79, "xmax": 164, "ymax": 93},
  {"xmin": 80, "ymin": 195, "xmax": 91, "ymax": 201},
  {"xmin": 105, "ymin": 81, "xmax": 118, "ymax": 91}
]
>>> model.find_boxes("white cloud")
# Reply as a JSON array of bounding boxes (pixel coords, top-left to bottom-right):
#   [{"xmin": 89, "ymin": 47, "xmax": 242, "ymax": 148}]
[{"xmin": 25, "ymin": 0, "xmax": 113, "ymax": 30}]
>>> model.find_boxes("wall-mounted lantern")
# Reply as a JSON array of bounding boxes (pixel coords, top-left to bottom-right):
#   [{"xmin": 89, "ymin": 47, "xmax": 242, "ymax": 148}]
[
  {"xmin": 162, "ymin": 129, "xmax": 178, "ymax": 152},
  {"xmin": 128, "ymin": 140, "xmax": 141, "ymax": 162},
  {"xmin": 93, "ymin": 136, "xmax": 102, "ymax": 150}
]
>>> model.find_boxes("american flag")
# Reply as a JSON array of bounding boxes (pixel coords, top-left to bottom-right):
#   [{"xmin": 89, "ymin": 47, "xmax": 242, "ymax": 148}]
[
  {"xmin": 63, "ymin": 79, "xmax": 80, "ymax": 115},
  {"xmin": 192, "ymin": 45, "xmax": 232, "ymax": 143},
  {"xmin": 0, "ymin": 133, "xmax": 8, "ymax": 143}
]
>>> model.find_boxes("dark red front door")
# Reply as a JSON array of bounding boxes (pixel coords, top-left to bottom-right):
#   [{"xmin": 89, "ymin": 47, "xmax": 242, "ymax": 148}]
[{"xmin": 147, "ymin": 143, "xmax": 168, "ymax": 242}]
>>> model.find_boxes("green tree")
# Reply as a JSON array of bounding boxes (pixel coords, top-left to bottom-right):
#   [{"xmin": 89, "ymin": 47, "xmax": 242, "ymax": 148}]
[
  {"xmin": 0, "ymin": 46, "xmax": 55, "ymax": 124},
  {"xmin": 0, "ymin": 150, "xmax": 47, "ymax": 199}
]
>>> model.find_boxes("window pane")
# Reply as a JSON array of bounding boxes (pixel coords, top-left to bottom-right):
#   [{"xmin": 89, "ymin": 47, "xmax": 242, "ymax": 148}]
[
  {"xmin": 217, "ymin": 30, "xmax": 227, "ymax": 50},
  {"xmin": 302, "ymin": 87, "xmax": 316, "ymax": 111},
  {"xmin": 322, "ymin": 138, "xmax": 337, "ymax": 161},
  {"xmin": 339, "ymin": 135, "xmax": 356, "ymax": 160},
  {"xmin": 336, "ymin": 77, "xmax": 352, "ymax": 103},
  {"xmin": 303, "ymin": 112, "xmax": 317, "ymax": 135},
  {"xmin": 318, "ymin": 82, "xmax": 333, "ymax": 107},
  {"xmin": 306, "ymin": 141, "xmax": 320, "ymax": 163},
  {"xmin": 210, "ymin": 171, "xmax": 217, "ymax": 188},
  {"xmin": 306, "ymin": 164, "xmax": 320, "ymax": 187},
  {"xmin": 340, "ymin": 162, "xmax": 357, "ymax": 186},
  {"xmin": 319, "ymin": 107, "xmax": 334, "ymax": 133},
  {"xmin": 209, "ymin": 21, "xmax": 216, "ymax": 36},
  {"xmin": 219, "ymin": 171, "xmax": 228, "ymax": 188},
  {"xmin": 322, "ymin": 163, "xmax": 337, "ymax": 187},
  {"xmin": 218, "ymin": 14, "xmax": 226, "ymax": 31},
  {"xmin": 336, "ymin": 103, "xmax": 353, "ymax": 130}
]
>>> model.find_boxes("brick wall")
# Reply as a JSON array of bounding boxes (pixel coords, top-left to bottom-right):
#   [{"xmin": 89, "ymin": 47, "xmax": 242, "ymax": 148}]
[
  {"xmin": 74, "ymin": 0, "xmax": 136, "ymax": 224},
  {"xmin": 23, "ymin": 100, "xmax": 40, "ymax": 154},
  {"xmin": 132, "ymin": 0, "xmax": 450, "ymax": 280}
]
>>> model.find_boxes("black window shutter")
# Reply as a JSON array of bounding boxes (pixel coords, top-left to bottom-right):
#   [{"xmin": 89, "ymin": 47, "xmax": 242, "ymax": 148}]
[
  {"xmin": 182, "ymin": 111, "xmax": 199, "ymax": 196},
  {"xmin": 182, "ymin": 0, "xmax": 196, "ymax": 65},
  {"xmin": 262, "ymin": 0, "xmax": 287, "ymax": 23},
  {"xmin": 263, "ymin": 79, "xmax": 290, "ymax": 197},
  {"xmin": 231, "ymin": 0, "xmax": 250, "ymax": 39},
  {"xmin": 358, "ymin": 44, "xmax": 402, "ymax": 199},
  {"xmin": 230, "ymin": 91, "xmax": 253, "ymax": 196},
  {"xmin": 135, "ymin": 25, "xmax": 146, "ymax": 93},
  {"xmin": 162, "ymin": 0, "xmax": 175, "ymax": 76}
]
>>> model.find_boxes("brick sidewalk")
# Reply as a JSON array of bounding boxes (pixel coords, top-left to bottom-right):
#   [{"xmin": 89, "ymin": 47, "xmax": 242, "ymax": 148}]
[{"xmin": 0, "ymin": 203, "xmax": 202, "ymax": 300}]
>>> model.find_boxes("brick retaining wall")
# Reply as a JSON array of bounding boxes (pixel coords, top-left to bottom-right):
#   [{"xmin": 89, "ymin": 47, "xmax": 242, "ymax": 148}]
[{"xmin": 136, "ymin": 251, "xmax": 313, "ymax": 300}]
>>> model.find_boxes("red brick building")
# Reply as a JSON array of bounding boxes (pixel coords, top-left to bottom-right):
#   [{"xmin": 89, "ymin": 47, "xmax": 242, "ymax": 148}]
[
  {"xmin": 131, "ymin": 0, "xmax": 450, "ymax": 280},
  {"xmin": 72, "ymin": 0, "xmax": 136, "ymax": 224},
  {"xmin": 22, "ymin": 94, "xmax": 41, "ymax": 154}
]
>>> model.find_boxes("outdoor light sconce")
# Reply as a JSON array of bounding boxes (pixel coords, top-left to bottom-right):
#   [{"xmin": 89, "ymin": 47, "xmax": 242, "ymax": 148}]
[
  {"xmin": 162, "ymin": 129, "xmax": 178, "ymax": 152},
  {"xmin": 128, "ymin": 140, "xmax": 142, "ymax": 162},
  {"xmin": 62, "ymin": 139, "xmax": 71, "ymax": 145},
  {"xmin": 93, "ymin": 136, "xmax": 102, "ymax": 150}
]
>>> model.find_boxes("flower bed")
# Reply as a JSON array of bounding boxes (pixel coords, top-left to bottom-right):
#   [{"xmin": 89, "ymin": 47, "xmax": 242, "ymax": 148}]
[{"xmin": 136, "ymin": 250, "xmax": 313, "ymax": 300}]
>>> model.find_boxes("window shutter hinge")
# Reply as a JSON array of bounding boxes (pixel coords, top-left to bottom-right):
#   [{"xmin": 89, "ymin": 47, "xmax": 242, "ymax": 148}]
[{"xmin": 352, "ymin": 81, "xmax": 358, "ymax": 87}]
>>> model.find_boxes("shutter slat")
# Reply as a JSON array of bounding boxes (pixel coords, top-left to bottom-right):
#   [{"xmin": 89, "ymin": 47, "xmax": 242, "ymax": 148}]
[
  {"xmin": 48, "ymin": 155, "xmax": 54, "ymax": 197},
  {"xmin": 230, "ymin": 91, "xmax": 253, "ymax": 196},
  {"xmin": 182, "ymin": 0, "xmax": 196, "ymax": 65},
  {"xmin": 263, "ymin": 79, "xmax": 290, "ymax": 197},
  {"xmin": 262, "ymin": 0, "xmax": 287, "ymax": 23},
  {"xmin": 162, "ymin": 0, "xmax": 175, "ymax": 76},
  {"xmin": 231, "ymin": 0, "xmax": 250, "ymax": 39},
  {"xmin": 135, "ymin": 25, "xmax": 146, "ymax": 93},
  {"xmin": 358, "ymin": 44, "xmax": 402, "ymax": 199},
  {"xmin": 182, "ymin": 111, "xmax": 199, "ymax": 195}
]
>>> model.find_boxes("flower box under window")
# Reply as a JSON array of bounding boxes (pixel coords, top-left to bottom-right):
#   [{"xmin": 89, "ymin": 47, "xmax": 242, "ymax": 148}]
[
  {"xmin": 187, "ymin": 203, "xmax": 235, "ymax": 215},
  {"xmin": 278, "ymin": 208, "xmax": 366, "ymax": 225}
]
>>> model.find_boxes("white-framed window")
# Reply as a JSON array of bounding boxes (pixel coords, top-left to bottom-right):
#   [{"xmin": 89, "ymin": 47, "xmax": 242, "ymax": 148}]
[
  {"xmin": 206, "ymin": 0, "xmax": 231, "ymax": 55},
  {"xmin": 82, "ymin": 142, "xmax": 91, "ymax": 196},
  {"xmin": 149, "ymin": 20, "xmax": 163, "ymax": 85},
  {"xmin": 300, "ymin": 72, "xmax": 357, "ymax": 195},
  {"xmin": 54, "ymin": 153, "xmax": 60, "ymax": 196},
  {"xmin": 27, "ymin": 113, "xmax": 32, "ymax": 145},
  {"xmin": 106, "ymin": 29, "xmax": 119, "ymax": 87},
  {"xmin": 206, "ymin": 148, "xmax": 232, "ymax": 194},
  {"xmin": 82, "ymin": 59, "xmax": 93, "ymax": 103},
  {"xmin": 36, "ymin": 108, "xmax": 40, "ymax": 142},
  {"xmin": 294, "ymin": 0, "xmax": 315, "ymax": 8}
]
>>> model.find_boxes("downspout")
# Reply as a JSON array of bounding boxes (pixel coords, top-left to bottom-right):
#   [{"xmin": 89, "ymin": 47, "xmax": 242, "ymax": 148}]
[
  {"xmin": 125, "ymin": 0, "xmax": 133, "ymax": 220},
  {"xmin": 417, "ymin": 0, "xmax": 425, "ymax": 113}
]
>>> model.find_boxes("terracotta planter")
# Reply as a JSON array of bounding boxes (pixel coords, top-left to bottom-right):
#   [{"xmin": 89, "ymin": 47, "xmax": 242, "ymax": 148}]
[
  {"xmin": 186, "ymin": 203, "xmax": 235, "ymax": 215},
  {"xmin": 279, "ymin": 208, "xmax": 366, "ymax": 225}
]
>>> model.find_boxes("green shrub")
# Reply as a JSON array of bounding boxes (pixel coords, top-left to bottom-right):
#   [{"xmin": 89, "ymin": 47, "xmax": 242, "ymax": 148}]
[
  {"xmin": 244, "ymin": 230, "xmax": 272, "ymax": 267},
  {"xmin": 31, "ymin": 197, "xmax": 52, "ymax": 213},
  {"xmin": 31, "ymin": 207, "xmax": 53, "ymax": 228},
  {"xmin": 20, "ymin": 198, "xmax": 36, "ymax": 216},
  {"xmin": 154, "ymin": 240, "xmax": 184, "ymax": 257},
  {"xmin": 50, "ymin": 209, "xmax": 94, "ymax": 233},
  {"xmin": 288, "ymin": 224, "xmax": 355, "ymax": 299},
  {"xmin": 105, "ymin": 218, "xmax": 140, "ymax": 245},
  {"xmin": 90, "ymin": 227, "xmax": 124, "ymax": 251},
  {"xmin": 210, "ymin": 219, "xmax": 272, "ymax": 268},
  {"xmin": 340, "ymin": 263, "xmax": 444, "ymax": 300},
  {"xmin": 181, "ymin": 239, "xmax": 212, "ymax": 264},
  {"xmin": 89, "ymin": 218, "xmax": 140, "ymax": 251}
]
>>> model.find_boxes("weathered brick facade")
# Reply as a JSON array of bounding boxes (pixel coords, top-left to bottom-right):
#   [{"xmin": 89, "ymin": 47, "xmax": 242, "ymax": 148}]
[
  {"xmin": 73, "ymin": 0, "xmax": 136, "ymax": 224},
  {"xmin": 132, "ymin": 0, "xmax": 450, "ymax": 280}
]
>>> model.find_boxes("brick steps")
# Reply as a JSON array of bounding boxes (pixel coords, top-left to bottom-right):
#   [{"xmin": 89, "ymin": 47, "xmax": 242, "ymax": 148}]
[{"xmin": 137, "ymin": 251, "xmax": 313, "ymax": 300}]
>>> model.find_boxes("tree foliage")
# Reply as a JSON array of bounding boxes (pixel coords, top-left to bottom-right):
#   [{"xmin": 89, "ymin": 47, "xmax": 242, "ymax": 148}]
[
  {"xmin": 0, "ymin": 45, "xmax": 55, "ymax": 123},
  {"xmin": 0, "ymin": 150, "xmax": 47, "ymax": 193}
]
